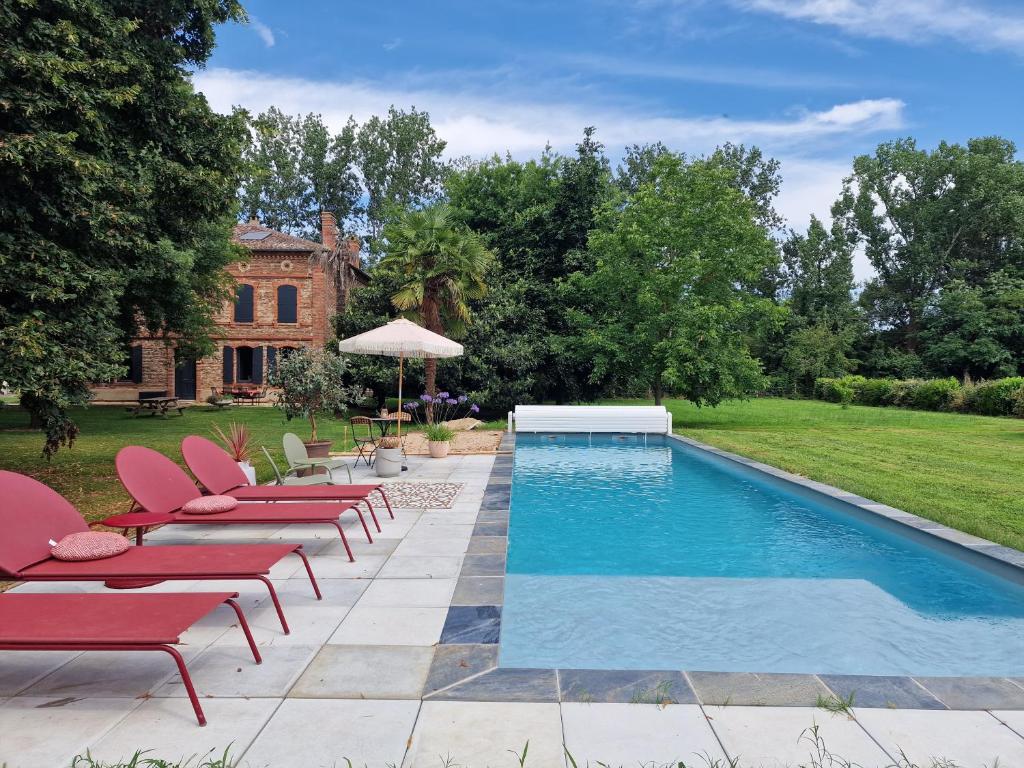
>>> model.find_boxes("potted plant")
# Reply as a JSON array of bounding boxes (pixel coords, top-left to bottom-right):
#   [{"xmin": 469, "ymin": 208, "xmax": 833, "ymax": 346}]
[
  {"xmin": 212, "ymin": 422, "xmax": 255, "ymax": 484},
  {"xmin": 374, "ymin": 436, "xmax": 403, "ymax": 477},
  {"xmin": 424, "ymin": 422, "xmax": 456, "ymax": 458},
  {"xmin": 268, "ymin": 347, "xmax": 363, "ymax": 456},
  {"xmin": 402, "ymin": 392, "xmax": 481, "ymax": 459}
]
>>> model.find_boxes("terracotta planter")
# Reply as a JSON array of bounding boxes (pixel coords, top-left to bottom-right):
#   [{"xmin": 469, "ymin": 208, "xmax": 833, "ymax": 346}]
[
  {"xmin": 304, "ymin": 440, "xmax": 332, "ymax": 457},
  {"xmin": 428, "ymin": 440, "xmax": 451, "ymax": 459}
]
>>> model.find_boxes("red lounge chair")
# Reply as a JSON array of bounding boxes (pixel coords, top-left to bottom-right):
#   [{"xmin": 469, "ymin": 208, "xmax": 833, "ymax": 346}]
[
  {"xmin": 116, "ymin": 446, "xmax": 368, "ymax": 561},
  {"xmin": 181, "ymin": 435, "xmax": 395, "ymax": 525},
  {"xmin": 0, "ymin": 592, "xmax": 259, "ymax": 726},
  {"xmin": 0, "ymin": 471, "xmax": 322, "ymax": 634}
]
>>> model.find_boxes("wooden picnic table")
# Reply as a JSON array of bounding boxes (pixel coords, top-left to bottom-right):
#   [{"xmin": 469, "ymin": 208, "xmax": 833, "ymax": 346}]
[{"xmin": 128, "ymin": 396, "xmax": 184, "ymax": 418}]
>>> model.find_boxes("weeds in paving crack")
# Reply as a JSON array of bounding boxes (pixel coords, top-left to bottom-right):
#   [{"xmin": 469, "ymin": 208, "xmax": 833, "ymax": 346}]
[{"xmin": 815, "ymin": 692, "xmax": 856, "ymax": 716}]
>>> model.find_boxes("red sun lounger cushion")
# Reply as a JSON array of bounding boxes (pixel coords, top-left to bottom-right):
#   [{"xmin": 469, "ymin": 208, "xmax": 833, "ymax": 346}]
[
  {"xmin": 50, "ymin": 531, "xmax": 129, "ymax": 561},
  {"xmin": 181, "ymin": 494, "xmax": 238, "ymax": 514}
]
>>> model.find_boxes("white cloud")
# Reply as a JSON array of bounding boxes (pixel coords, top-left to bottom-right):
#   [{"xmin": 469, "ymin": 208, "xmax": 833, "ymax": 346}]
[
  {"xmin": 383, "ymin": 37, "xmax": 403, "ymax": 52},
  {"xmin": 194, "ymin": 67, "xmax": 887, "ymax": 279},
  {"xmin": 250, "ymin": 18, "xmax": 275, "ymax": 47},
  {"xmin": 194, "ymin": 67, "xmax": 903, "ymax": 159},
  {"xmin": 736, "ymin": 0, "xmax": 1024, "ymax": 54}
]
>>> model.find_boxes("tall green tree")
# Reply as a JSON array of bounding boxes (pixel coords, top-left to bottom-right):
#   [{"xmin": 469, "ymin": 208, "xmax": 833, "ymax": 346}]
[
  {"xmin": 0, "ymin": 0, "xmax": 247, "ymax": 455},
  {"xmin": 446, "ymin": 129, "xmax": 611, "ymax": 405},
  {"xmin": 774, "ymin": 216, "xmax": 859, "ymax": 392},
  {"xmin": 239, "ymin": 107, "xmax": 360, "ymax": 241},
  {"xmin": 379, "ymin": 204, "xmax": 493, "ymax": 412},
  {"xmin": 357, "ymin": 106, "xmax": 448, "ymax": 246},
  {"xmin": 835, "ymin": 137, "xmax": 1024, "ymax": 357},
  {"xmin": 919, "ymin": 274, "xmax": 1024, "ymax": 380},
  {"xmin": 584, "ymin": 154, "xmax": 783, "ymax": 405}
]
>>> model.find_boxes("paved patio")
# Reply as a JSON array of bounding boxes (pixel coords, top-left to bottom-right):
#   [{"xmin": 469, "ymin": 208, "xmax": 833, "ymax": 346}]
[{"xmin": 2, "ymin": 452, "xmax": 1024, "ymax": 767}]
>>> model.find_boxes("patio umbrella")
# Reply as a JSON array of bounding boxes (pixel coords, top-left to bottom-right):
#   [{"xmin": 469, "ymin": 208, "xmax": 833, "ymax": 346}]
[{"xmin": 338, "ymin": 318, "xmax": 463, "ymax": 437}]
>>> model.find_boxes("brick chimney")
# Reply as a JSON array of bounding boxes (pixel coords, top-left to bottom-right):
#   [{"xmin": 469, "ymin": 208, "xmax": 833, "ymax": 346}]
[
  {"xmin": 320, "ymin": 211, "xmax": 338, "ymax": 250},
  {"xmin": 345, "ymin": 236, "xmax": 362, "ymax": 269}
]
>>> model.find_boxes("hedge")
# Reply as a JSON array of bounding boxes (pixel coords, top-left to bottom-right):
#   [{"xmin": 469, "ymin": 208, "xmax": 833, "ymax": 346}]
[{"xmin": 813, "ymin": 375, "xmax": 1024, "ymax": 417}]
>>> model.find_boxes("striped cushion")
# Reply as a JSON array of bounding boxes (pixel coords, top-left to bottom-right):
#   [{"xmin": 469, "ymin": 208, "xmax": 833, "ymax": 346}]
[
  {"xmin": 51, "ymin": 532, "xmax": 129, "ymax": 561},
  {"xmin": 180, "ymin": 494, "xmax": 238, "ymax": 515}
]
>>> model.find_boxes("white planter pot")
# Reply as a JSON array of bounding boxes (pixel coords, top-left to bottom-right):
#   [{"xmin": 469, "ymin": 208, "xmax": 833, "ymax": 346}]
[
  {"xmin": 238, "ymin": 460, "xmax": 257, "ymax": 485},
  {"xmin": 374, "ymin": 447, "xmax": 403, "ymax": 477},
  {"xmin": 428, "ymin": 440, "xmax": 451, "ymax": 458}
]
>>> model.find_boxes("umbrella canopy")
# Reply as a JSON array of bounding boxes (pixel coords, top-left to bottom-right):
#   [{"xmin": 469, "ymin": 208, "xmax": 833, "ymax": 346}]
[
  {"xmin": 338, "ymin": 318, "xmax": 463, "ymax": 440},
  {"xmin": 338, "ymin": 318, "xmax": 463, "ymax": 359}
]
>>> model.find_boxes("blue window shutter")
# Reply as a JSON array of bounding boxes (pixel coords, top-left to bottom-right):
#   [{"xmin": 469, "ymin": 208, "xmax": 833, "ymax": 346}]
[
  {"xmin": 267, "ymin": 346, "xmax": 277, "ymax": 379},
  {"xmin": 234, "ymin": 284, "xmax": 254, "ymax": 323},
  {"xmin": 277, "ymin": 285, "xmax": 297, "ymax": 323},
  {"xmin": 130, "ymin": 345, "xmax": 143, "ymax": 384},
  {"xmin": 252, "ymin": 346, "xmax": 264, "ymax": 384},
  {"xmin": 222, "ymin": 346, "xmax": 234, "ymax": 384}
]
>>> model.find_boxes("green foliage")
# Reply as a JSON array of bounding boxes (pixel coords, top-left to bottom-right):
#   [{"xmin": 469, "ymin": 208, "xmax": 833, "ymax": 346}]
[
  {"xmin": 71, "ymin": 748, "xmax": 231, "ymax": 768},
  {"xmin": 0, "ymin": 0, "xmax": 246, "ymax": 456},
  {"xmin": 961, "ymin": 377, "xmax": 1024, "ymax": 416},
  {"xmin": 357, "ymin": 106, "xmax": 448, "ymax": 245},
  {"xmin": 379, "ymin": 203, "xmax": 494, "ymax": 405},
  {"xmin": 906, "ymin": 377, "xmax": 961, "ymax": 411},
  {"xmin": 268, "ymin": 347, "xmax": 363, "ymax": 441},
  {"xmin": 424, "ymin": 422, "xmax": 456, "ymax": 442},
  {"xmin": 583, "ymin": 153, "xmax": 783, "ymax": 405},
  {"xmin": 239, "ymin": 107, "xmax": 360, "ymax": 240},
  {"xmin": 836, "ymin": 137, "xmax": 1024, "ymax": 360}
]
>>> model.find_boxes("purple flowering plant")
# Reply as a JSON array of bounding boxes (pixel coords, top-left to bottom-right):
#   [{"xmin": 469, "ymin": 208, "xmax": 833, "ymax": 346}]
[{"xmin": 403, "ymin": 391, "xmax": 482, "ymax": 426}]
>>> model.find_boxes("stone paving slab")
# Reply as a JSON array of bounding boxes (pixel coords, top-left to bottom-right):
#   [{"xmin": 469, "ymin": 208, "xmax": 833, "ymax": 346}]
[
  {"xmin": 451, "ymin": 575, "xmax": 505, "ymax": 605},
  {"xmin": 688, "ymin": 671, "xmax": 833, "ymax": 707},
  {"xmin": 562, "ymin": 702, "xmax": 726, "ymax": 765},
  {"xmin": 290, "ymin": 644, "xmax": 433, "ymax": 699},
  {"xmin": 440, "ymin": 605, "xmax": 502, "ymax": 643},
  {"xmin": 426, "ymin": 667, "xmax": 559, "ymax": 702},
  {"xmin": 819, "ymin": 674, "xmax": 946, "ymax": 710},
  {"xmin": 558, "ymin": 668, "xmax": 696, "ymax": 704}
]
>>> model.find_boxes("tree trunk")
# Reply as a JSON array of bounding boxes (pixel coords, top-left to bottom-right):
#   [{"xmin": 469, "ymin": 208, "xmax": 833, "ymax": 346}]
[
  {"xmin": 422, "ymin": 293, "xmax": 443, "ymax": 423},
  {"xmin": 653, "ymin": 373, "xmax": 664, "ymax": 406}
]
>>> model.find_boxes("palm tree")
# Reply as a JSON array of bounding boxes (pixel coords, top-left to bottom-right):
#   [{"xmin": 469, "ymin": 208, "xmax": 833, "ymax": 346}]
[{"xmin": 380, "ymin": 204, "xmax": 493, "ymax": 419}]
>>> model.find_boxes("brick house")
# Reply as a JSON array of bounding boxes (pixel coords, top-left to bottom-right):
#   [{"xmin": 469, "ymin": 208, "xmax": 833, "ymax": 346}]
[{"xmin": 91, "ymin": 212, "xmax": 367, "ymax": 402}]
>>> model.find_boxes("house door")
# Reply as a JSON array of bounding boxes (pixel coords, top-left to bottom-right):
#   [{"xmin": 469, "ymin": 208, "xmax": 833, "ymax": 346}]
[{"xmin": 174, "ymin": 352, "xmax": 197, "ymax": 400}]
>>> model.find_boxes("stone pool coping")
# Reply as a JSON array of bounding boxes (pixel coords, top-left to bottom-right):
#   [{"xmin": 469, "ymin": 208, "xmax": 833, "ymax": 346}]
[{"xmin": 431, "ymin": 430, "xmax": 1024, "ymax": 711}]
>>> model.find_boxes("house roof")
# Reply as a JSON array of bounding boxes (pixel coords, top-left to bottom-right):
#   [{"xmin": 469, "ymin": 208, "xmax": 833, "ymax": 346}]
[{"xmin": 232, "ymin": 222, "xmax": 329, "ymax": 253}]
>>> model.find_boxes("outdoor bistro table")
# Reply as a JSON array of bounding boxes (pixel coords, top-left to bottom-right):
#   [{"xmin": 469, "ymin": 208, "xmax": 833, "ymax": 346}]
[
  {"xmin": 99, "ymin": 510, "xmax": 175, "ymax": 588},
  {"xmin": 368, "ymin": 416, "xmax": 400, "ymax": 439},
  {"xmin": 102, "ymin": 510, "xmax": 175, "ymax": 546}
]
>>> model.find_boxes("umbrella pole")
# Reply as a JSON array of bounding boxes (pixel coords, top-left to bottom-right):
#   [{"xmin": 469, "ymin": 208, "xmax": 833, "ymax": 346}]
[{"xmin": 396, "ymin": 352, "xmax": 403, "ymax": 438}]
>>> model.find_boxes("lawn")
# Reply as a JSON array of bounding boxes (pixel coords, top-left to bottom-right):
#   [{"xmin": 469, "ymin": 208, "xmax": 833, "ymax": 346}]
[
  {"xmin": 642, "ymin": 397, "xmax": 1024, "ymax": 552},
  {"xmin": 0, "ymin": 405, "xmax": 367, "ymax": 525}
]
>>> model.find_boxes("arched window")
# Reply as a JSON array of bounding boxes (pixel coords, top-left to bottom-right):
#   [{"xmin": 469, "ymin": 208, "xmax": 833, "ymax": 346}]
[
  {"xmin": 234, "ymin": 284, "xmax": 254, "ymax": 323},
  {"xmin": 277, "ymin": 285, "xmax": 298, "ymax": 323}
]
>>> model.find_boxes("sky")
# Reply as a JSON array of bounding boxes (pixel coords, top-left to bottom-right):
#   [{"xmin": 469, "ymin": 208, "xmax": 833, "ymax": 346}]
[{"xmin": 197, "ymin": 0, "xmax": 1024, "ymax": 280}]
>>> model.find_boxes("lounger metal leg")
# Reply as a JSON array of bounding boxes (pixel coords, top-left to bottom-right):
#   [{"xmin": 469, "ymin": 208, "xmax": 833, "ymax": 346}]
[
  {"xmin": 354, "ymin": 506, "xmax": 373, "ymax": 543},
  {"xmin": 331, "ymin": 520, "xmax": 355, "ymax": 562},
  {"xmin": 375, "ymin": 488, "xmax": 395, "ymax": 519},
  {"xmin": 254, "ymin": 575, "xmax": 290, "ymax": 635},
  {"xmin": 223, "ymin": 597, "xmax": 262, "ymax": 664},
  {"xmin": 294, "ymin": 546, "xmax": 323, "ymax": 600},
  {"xmin": 160, "ymin": 645, "xmax": 207, "ymax": 726},
  {"xmin": 362, "ymin": 499, "xmax": 382, "ymax": 533}
]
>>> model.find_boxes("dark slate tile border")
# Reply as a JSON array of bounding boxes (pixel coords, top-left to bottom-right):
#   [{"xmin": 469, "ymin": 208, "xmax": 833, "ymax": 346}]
[{"xmin": 421, "ymin": 429, "xmax": 1024, "ymax": 709}]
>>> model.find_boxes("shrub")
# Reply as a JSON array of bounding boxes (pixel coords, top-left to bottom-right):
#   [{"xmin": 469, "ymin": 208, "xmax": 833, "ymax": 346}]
[
  {"xmin": 963, "ymin": 377, "xmax": 1024, "ymax": 416},
  {"xmin": 268, "ymin": 347, "xmax": 364, "ymax": 442},
  {"xmin": 857, "ymin": 378, "xmax": 898, "ymax": 407},
  {"xmin": 814, "ymin": 377, "xmax": 843, "ymax": 403},
  {"xmin": 903, "ymin": 377, "xmax": 961, "ymax": 411}
]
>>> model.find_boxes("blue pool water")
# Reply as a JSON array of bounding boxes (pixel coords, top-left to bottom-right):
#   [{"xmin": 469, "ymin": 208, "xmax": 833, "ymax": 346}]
[{"xmin": 500, "ymin": 434, "xmax": 1024, "ymax": 675}]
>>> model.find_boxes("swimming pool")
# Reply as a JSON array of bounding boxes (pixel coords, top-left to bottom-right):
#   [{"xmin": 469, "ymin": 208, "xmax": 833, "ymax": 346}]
[{"xmin": 500, "ymin": 434, "xmax": 1024, "ymax": 676}]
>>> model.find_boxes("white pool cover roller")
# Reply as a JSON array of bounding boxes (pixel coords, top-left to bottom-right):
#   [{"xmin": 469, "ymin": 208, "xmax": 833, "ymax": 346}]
[{"xmin": 511, "ymin": 405, "xmax": 671, "ymax": 434}]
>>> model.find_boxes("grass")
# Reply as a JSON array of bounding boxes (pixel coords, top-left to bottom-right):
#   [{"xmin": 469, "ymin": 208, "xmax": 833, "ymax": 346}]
[
  {"xmin": 0, "ymin": 402, "xmax": 505, "ymax": 526},
  {"xmin": 613, "ymin": 397, "xmax": 1024, "ymax": 552}
]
